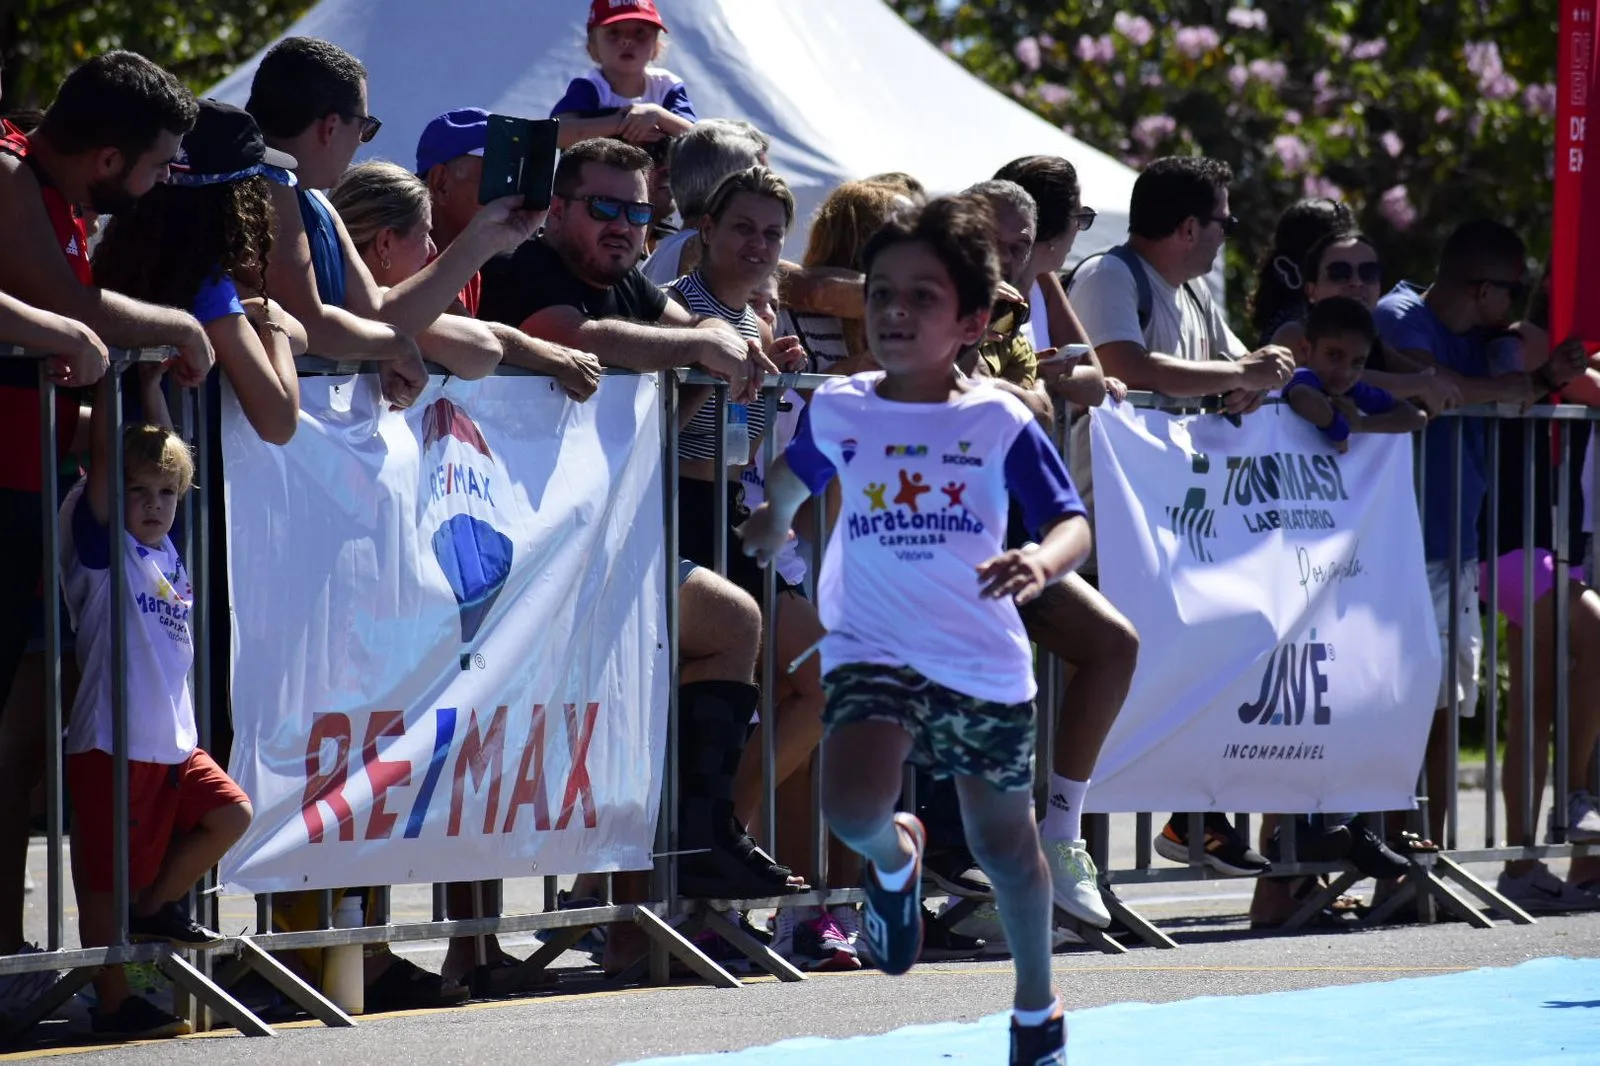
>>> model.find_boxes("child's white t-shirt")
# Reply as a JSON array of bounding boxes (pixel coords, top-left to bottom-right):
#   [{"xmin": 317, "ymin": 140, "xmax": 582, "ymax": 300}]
[
  {"xmin": 59, "ymin": 481, "xmax": 197, "ymax": 764},
  {"xmin": 552, "ymin": 67, "xmax": 697, "ymax": 118},
  {"xmin": 786, "ymin": 373, "xmax": 1085, "ymax": 704}
]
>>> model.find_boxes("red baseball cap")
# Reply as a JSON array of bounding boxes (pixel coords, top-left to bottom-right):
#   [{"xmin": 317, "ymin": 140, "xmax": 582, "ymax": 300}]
[{"xmin": 588, "ymin": 0, "xmax": 667, "ymax": 32}]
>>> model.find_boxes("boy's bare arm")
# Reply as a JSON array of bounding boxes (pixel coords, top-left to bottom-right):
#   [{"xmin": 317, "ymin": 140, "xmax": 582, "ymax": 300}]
[{"xmin": 1357, "ymin": 403, "xmax": 1427, "ymax": 435}]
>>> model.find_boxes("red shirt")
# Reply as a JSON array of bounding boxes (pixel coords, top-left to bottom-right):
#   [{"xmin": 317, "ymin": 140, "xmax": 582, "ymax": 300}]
[
  {"xmin": 423, "ymin": 248, "xmax": 481, "ymax": 319},
  {"xmin": 459, "ymin": 270, "xmax": 482, "ymax": 319},
  {"xmin": 0, "ymin": 127, "xmax": 90, "ymax": 493}
]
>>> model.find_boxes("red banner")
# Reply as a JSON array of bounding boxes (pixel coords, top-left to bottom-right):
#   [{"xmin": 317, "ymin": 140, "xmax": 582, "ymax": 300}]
[{"xmin": 1561, "ymin": 0, "xmax": 1600, "ymax": 340}]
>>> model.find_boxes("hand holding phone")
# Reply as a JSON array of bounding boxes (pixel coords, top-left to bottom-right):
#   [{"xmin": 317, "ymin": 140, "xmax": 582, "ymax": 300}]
[{"xmin": 479, "ymin": 115, "xmax": 561, "ymax": 211}]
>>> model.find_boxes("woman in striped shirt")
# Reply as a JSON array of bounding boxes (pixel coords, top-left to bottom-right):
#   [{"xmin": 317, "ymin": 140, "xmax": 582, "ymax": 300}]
[{"xmin": 669, "ymin": 169, "xmax": 858, "ymax": 966}]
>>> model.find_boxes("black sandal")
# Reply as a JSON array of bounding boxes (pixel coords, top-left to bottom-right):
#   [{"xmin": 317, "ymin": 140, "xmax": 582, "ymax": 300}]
[{"xmin": 365, "ymin": 956, "xmax": 470, "ymax": 1012}]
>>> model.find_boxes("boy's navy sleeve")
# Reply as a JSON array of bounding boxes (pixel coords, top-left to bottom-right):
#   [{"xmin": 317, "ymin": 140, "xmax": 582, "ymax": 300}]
[
  {"xmin": 1283, "ymin": 367, "xmax": 1324, "ymax": 397},
  {"xmin": 1004, "ymin": 420, "xmax": 1085, "ymax": 538},
  {"xmin": 662, "ymin": 83, "xmax": 698, "ymax": 121},
  {"xmin": 551, "ymin": 78, "xmax": 601, "ymax": 117},
  {"xmin": 70, "ymin": 491, "xmax": 111, "ymax": 570},
  {"xmin": 1350, "ymin": 381, "xmax": 1397, "ymax": 414},
  {"xmin": 785, "ymin": 404, "xmax": 837, "ymax": 494}
]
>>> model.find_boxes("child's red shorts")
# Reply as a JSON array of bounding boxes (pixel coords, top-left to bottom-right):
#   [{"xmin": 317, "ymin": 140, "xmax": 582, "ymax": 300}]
[{"xmin": 67, "ymin": 748, "xmax": 248, "ymax": 892}]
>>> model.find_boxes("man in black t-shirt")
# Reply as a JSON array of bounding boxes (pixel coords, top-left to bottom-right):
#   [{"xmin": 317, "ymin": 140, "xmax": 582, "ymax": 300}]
[
  {"xmin": 479, "ymin": 137, "xmax": 761, "ymax": 384},
  {"xmin": 483, "ymin": 140, "xmax": 797, "ymax": 936}
]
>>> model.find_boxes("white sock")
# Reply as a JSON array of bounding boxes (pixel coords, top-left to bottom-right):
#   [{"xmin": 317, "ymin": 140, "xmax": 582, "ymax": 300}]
[
  {"xmin": 1012, "ymin": 994, "xmax": 1062, "ymax": 1027},
  {"xmin": 1040, "ymin": 775, "xmax": 1090, "ymax": 843},
  {"xmin": 873, "ymin": 855, "xmax": 917, "ymax": 892}
]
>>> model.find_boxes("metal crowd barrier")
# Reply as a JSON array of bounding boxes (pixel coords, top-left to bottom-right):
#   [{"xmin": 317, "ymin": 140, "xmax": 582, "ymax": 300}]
[{"xmin": 4, "ymin": 356, "xmax": 1600, "ymax": 1042}]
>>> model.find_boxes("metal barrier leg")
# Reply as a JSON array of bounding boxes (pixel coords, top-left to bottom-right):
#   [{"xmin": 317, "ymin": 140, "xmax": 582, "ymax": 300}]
[
  {"xmin": 157, "ymin": 951, "xmax": 275, "ymax": 1037},
  {"xmin": 229, "ymin": 937, "xmax": 354, "ymax": 1028},
  {"xmin": 697, "ymin": 908, "xmax": 806, "ymax": 982},
  {"xmin": 1429, "ymin": 854, "xmax": 1536, "ymax": 925},
  {"xmin": 1099, "ymin": 892, "xmax": 1178, "ymax": 950},
  {"xmin": 628, "ymin": 907, "xmax": 740, "ymax": 989}
]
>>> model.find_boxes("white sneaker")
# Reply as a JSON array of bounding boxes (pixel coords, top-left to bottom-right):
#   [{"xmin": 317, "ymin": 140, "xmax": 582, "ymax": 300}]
[
  {"xmin": 1549, "ymin": 790, "xmax": 1600, "ymax": 844},
  {"xmin": 1045, "ymin": 839, "xmax": 1111, "ymax": 929},
  {"xmin": 1497, "ymin": 862, "xmax": 1600, "ymax": 913}
]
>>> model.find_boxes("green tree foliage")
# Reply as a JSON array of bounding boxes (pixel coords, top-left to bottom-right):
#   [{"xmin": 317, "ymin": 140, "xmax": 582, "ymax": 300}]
[
  {"xmin": 0, "ymin": 1, "xmax": 312, "ymax": 112},
  {"xmin": 891, "ymin": 1, "xmax": 1559, "ymax": 325}
]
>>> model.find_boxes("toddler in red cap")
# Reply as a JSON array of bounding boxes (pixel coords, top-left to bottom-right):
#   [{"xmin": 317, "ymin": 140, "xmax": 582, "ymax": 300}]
[{"xmin": 551, "ymin": 0, "xmax": 698, "ymax": 146}]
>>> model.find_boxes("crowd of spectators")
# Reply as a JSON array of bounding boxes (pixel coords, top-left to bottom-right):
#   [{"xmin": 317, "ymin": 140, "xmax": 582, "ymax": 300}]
[{"xmin": 0, "ymin": 0, "xmax": 1598, "ymax": 1042}]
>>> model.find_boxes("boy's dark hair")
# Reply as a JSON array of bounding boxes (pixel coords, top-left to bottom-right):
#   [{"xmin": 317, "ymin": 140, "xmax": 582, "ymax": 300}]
[
  {"xmin": 1128, "ymin": 156, "xmax": 1232, "ymax": 241},
  {"xmin": 1437, "ymin": 219, "xmax": 1526, "ymax": 283},
  {"xmin": 993, "ymin": 155, "xmax": 1080, "ymax": 243},
  {"xmin": 554, "ymin": 137, "xmax": 653, "ymax": 197},
  {"xmin": 245, "ymin": 37, "xmax": 367, "ymax": 139},
  {"xmin": 1249, "ymin": 197, "xmax": 1355, "ymax": 336},
  {"xmin": 1305, "ymin": 295, "xmax": 1377, "ymax": 346},
  {"xmin": 861, "ymin": 195, "xmax": 1000, "ymax": 318},
  {"xmin": 36, "ymin": 52, "xmax": 197, "ymax": 160}
]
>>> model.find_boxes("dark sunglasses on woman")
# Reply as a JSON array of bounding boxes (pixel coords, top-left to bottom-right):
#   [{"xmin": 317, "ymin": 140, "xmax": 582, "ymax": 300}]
[{"xmin": 1322, "ymin": 260, "xmax": 1382, "ymax": 284}]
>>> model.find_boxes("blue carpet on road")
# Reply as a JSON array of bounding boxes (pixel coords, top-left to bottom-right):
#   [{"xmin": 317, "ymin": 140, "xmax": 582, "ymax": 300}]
[{"xmin": 624, "ymin": 957, "xmax": 1598, "ymax": 1065}]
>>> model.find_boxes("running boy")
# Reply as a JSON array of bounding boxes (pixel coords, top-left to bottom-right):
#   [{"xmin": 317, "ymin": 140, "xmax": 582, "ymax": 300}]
[
  {"xmin": 1283, "ymin": 295, "xmax": 1426, "ymax": 452},
  {"xmin": 551, "ymin": 0, "xmax": 698, "ymax": 148},
  {"xmin": 740, "ymin": 196, "xmax": 1089, "ymax": 1066},
  {"xmin": 62, "ymin": 365, "xmax": 252, "ymax": 1040}
]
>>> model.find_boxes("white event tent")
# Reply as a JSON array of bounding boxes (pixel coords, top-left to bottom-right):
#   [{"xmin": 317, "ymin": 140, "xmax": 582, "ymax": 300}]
[{"xmin": 208, "ymin": 0, "xmax": 1138, "ymax": 258}]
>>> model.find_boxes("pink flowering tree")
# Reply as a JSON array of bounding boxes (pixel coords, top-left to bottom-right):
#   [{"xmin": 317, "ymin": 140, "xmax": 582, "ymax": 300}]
[{"xmin": 891, "ymin": 0, "xmax": 1559, "ymax": 323}]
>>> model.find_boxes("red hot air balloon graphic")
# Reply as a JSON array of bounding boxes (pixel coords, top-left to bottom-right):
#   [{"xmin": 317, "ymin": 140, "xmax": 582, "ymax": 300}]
[{"xmin": 421, "ymin": 398, "xmax": 514, "ymax": 645}]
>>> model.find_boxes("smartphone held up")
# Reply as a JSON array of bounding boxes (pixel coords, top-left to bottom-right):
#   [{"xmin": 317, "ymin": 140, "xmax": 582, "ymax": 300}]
[{"xmin": 478, "ymin": 115, "xmax": 561, "ymax": 211}]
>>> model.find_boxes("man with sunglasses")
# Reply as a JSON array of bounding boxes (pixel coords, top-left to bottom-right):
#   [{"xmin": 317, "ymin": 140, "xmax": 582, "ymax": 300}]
[
  {"xmin": 246, "ymin": 38, "xmax": 541, "ymax": 409},
  {"xmin": 478, "ymin": 137, "xmax": 764, "ymax": 389},
  {"xmin": 1374, "ymin": 219, "xmax": 1588, "ymax": 872},
  {"xmin": 1068, "ymin": 155, "xmax": 1293, "ymax": 878}
]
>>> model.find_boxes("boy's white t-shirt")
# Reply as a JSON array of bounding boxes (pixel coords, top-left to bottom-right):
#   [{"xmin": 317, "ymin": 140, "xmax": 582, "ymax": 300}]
[
  {"xmin": 787, "ymin": 373, "xmax": 1085, "ymax": 704},
  {"xmin": 59, "ymin": 482, "xmax": 197, "ymax": 764}
]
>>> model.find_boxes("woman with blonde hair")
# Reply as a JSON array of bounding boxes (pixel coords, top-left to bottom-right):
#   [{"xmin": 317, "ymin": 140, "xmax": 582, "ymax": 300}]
[{"xmin": 782, "ymin": 179, "xmax": 911, "ymax": 375}]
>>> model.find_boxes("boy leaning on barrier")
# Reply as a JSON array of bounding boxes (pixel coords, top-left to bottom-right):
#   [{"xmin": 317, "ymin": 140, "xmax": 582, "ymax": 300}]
[
  {"xmin": 740, "ymin": 195, "xmax": 1089, "ymax": 1066},
  {"xmin": 61, "ymin": 365, "xmax": 252, "ymax": 1041},
  {"xmin": 1282, "ymin": 296, "xmax": 1426, "ymax": 451}
]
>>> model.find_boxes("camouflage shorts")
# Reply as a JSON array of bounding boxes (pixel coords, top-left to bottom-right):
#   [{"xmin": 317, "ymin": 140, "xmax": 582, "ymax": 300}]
[{"xmin": 822, "ymin": 663, "xmax": 1036, "ymax": 792}]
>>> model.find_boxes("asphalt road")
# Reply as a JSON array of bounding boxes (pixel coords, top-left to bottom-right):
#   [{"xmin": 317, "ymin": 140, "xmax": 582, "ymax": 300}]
[{"xmin": 10, "ymin": 785, "xmax": 1597, "ymax": 1064}]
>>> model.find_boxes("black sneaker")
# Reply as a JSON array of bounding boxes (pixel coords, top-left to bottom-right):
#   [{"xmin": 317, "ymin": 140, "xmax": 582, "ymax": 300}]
[
  {"xmin": 919, "ymin": 905, "xmax": 986, "ymax": 960},
  {"xmin": 91, "ymin": 994, "xmax": 191, "ymax": 1039},
  {"xmin": 923, "ymin": 847, "xmax": 995, "ymax": 901},
  {"xmin": 1266, "ymin": 817, "xmax": 1351, "ymax": 863},
  {"xmin": 129, "ymin": 902, "xmax": 225, "ymax": 948},
  {"xmin": 861, "ymin": 812, "xmax": 925, "ymax": 976},
  {"xmin": 1154, "ymin": 814, "xmax": 1271, "ymax": 877},
  {"xmin": 1010, "ymin": 996, "xmax": 1067, "ymax": 1065},
  {"xmin": 1346, "ymin": 816, "xmax": 1411, "ymax": 880}
]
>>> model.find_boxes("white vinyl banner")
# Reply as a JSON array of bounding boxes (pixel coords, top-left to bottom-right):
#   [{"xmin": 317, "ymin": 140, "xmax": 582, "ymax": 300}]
[
  {"xmin": 1087, "ymin": 401, "xmax": 1441, "ymax": 814},
  {"xmin": 219, "ymin": 373, "xmax": 667, "ymax": 893}
]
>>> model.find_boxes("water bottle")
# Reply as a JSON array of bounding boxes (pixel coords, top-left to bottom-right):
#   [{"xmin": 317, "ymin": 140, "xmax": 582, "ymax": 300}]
[
  {"xmin": 322, "ymin": 895, "xmax": 365, "ymax": 1015},
  {"xmin": 723, "ymin": 401, "xmax": 750, "ymax": 466}
]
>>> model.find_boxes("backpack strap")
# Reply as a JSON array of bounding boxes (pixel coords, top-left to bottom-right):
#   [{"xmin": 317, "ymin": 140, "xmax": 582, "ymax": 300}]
[{"xmin": 1065, "ymin": 244, "xmax": 1155, "ymax": 334}]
